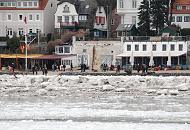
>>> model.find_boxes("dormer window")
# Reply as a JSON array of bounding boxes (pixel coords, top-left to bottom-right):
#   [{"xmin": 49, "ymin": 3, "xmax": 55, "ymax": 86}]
[
  {"xmin": 63, "ymin": 5, "xmax": 69, "ymax": 12},
  {"xmin": 176, "ymin": 5, "xmax": 182, "ymax": 10}
]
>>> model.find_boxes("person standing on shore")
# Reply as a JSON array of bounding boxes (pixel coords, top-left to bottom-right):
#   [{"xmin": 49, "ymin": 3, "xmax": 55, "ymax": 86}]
[{"xmin": 70, "ymin": 62, "xmax": 73, "ymax": 71}]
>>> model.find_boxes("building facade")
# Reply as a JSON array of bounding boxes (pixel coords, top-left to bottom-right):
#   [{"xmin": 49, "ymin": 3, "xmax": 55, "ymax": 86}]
[
  {"xmin": 117, "ymin": 0, "xmax": 141, "ymax": 27},
  {"xmin": 171, "ymin": 0, "xmax": 190, "ymax": 29},
  {"xmin": 118, "ymin": 36, "xmax": 188, "ymax": 67},
  {"xmin": 0, "ymin": 0, "xmax": 58, "ymax": 37},
  {"xmin": 54, "ymin": 1, "xmax": 79, "ymax": 33},
  {"xmin": 93, "ymin": 6, "xmax": 108, "ymax": 38}
]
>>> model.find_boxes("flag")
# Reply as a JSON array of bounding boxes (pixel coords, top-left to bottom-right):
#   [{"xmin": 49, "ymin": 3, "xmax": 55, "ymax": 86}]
[{"xmin": 24, "ymin": 16, "xmax": 27, "ymax": 24}]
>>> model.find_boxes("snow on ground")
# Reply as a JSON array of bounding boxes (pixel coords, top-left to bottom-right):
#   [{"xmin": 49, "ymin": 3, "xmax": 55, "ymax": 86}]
[
  {"xmin": 0, "ymin": 75, "xmax": 190, "ymax": 130},
  {"xmin": 0, "ymin": 74, "xmax": 190, "ymax": 97}
]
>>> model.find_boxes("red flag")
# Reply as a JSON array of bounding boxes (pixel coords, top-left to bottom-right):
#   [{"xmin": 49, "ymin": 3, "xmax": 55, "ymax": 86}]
[{"xmin": 24, "ymin": 16, "xmax": 27, "ymax": 24}]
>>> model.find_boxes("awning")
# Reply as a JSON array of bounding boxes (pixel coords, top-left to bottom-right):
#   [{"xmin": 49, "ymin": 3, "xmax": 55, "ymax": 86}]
[
  {"xmin": 0, "ymin": 54, "xmax": 43, "ymax": 59},
  {"xmin": 33, "ymin": 54, "xmax": 77, "ymax": 60},
  {"xmin": 117, "ymin": 52, "xmax": 187, "ymax": 57}
]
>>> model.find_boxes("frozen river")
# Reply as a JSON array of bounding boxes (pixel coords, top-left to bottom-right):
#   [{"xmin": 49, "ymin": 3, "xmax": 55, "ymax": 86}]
[{"xmin": 0, "ymin": 75, "xmax": 190, "ymax": 129}]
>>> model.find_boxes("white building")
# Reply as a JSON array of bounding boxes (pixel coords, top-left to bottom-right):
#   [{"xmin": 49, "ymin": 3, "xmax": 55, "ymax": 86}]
[
  {"xmin": 117, "ymin": 0, "xmax": 141, "ymax": 27},
  {"xmin": 93, "ymin": 6, "xmax": 108, "ymax": 37},
  {"xmin": 54, "ymin": 36, "xmax": 122, "ymax": 70},
  {"xmin": 54, "ymin": 1, "xmax": 78, "ymax": 31},
  {"xmin": 118, "ymin": 36, "xmax": 188, "ymax": 67},
  {"xmin": 0, "ymin": 0, "xmax": 58, "ymax": 37},
  {"xmin": 171, "ymin": 0, "xmax": 190, "ymax": 29}
]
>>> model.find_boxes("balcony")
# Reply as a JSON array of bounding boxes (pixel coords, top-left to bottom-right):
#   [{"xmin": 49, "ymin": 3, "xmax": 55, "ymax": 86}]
[{"xmin": 60, "ymin": 22, "xmax": 78, "ymax": 27}]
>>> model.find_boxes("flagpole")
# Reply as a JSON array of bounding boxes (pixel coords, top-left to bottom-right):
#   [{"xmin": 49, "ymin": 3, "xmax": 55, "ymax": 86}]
[{"xmin": 24, "ymin": 17, "xmax": 28, "ymax": 73}]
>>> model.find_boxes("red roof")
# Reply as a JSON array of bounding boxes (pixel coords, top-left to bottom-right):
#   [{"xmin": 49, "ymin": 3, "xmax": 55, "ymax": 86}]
[
  {"xmin": 172, "ymin": 0, "xmax": 190, "ymax": 14},
  {"xmin": 0, "ymin": 0, "xmax": 48, "ymax": 10}
]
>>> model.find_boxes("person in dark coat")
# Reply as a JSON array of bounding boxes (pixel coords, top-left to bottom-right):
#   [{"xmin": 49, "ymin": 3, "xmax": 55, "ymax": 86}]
[
  {"xmin": 116, "ymin": 65, "xmax": 121, "ymax": 73},
  {"xmin": 44, "ymin": 67, "xmax": 48, "ymax": 76},
  {"xmin": 137, "ymin": 64, "xmax": 141, "ymax": 73},
  {"xmin": 63, "ymin": 64, "xmax": 66, "ymax": 71},
  {"xmin": 32, "ymin": 65, "xmax": 35, "ymax": 75},
  {"xmin": 70, "ymin": 62, "xmax": 73, "ymax": 71}
]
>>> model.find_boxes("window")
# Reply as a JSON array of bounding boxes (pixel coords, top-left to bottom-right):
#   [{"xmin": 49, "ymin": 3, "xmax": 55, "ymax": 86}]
[
  {"xmin": 152, "ymin": 44, "xmax": 156, "ymax": 51},
  {"xmin": 184, "ymin": 16, "xmax": 190, "ymax": 22},
  {"xmin": 176, "ymin": 16, "xmax": 182, "ymax": 22},
  {"xmin": 57, "ymin": 16, "xmax": 62, "ymax": 22},
  {"xmin": 132, "ymin": 16, "xmax": 136, "ymax": 24},
  {"xmin": 29, "ymin": 14, "xmax": 33, "ymax": 21},
  {"xmin": 111, "ymin": 19, "xmax": 114, "ymax": 25},
  {"xmin": 187, "ymin": 5, "xmax": 190, "ymax": 10},
  {"xmin": 72, "ymin": 16, "xmax": 75, "ymax": 22},
  {"xmin": 132, "ymin": 0, "xmax": 137, "ymax": 8},
  {"xmin": 63, "ymin": 60, "xmax": 72, "ymax": 65},
  {"xmin": 7, "ymin": 2, "xmax": 12, "ymax": 7},
  {"xmin": 142, "ymin": 44, "xmax": 147, "ymax": 51},
  {"xmin": 12, "ymin": 2, "xmax": 16, "ymax": 7},
  {"xmin": 0, "ymin": 2, "xmax": 4, "ymax": 7},
  {"xmin": 36, "ymin": 14, "xmax": 40, "ymax": 21},
  {"xmin": 17, "ymin": 2, "xmax": 21, "ymax": 7},
  {"xmin": 179, "ymin": 44, "xmax": 183, "ymax": 51},
  {"xmin": 34, "ymin": 2, "xmax": 38, "ymax": 7},
  {"xmin": 171, "ymin": 44, "xmax": 175, "ymax": 51},
  {"xmin": 23, "ymin": 2, "xmax": 27, "ymax": 7},
  {"xmin": 7, "ymin": 14, "xmax": 12, "ymax": 21},
  {"xmin": 119, "ymin": 0, "xmax": 124, "ymax": 8},
  {"xmin": 94, "ymin": 31, "xmax": 99, "ymax": 36},
  {"xmin": 19, "ymin": 14, "xmax": 23, "ymax": 21},
  {"xmin": 29, "ymin": 29, "xmax": 33, "ymax": 33},
  {"xmin": 59, "ymin": 47, "xmax": 63, "ymax": 53},
  {"xmin": 171, "ymin": 16, "xmax": 175, "ymax": 22},
  {"xmin": 7, "ymin": 28, "xmax": 13, "ymax": 36},
  {"xmin": 64, "ymin": 47, "xmax": 70, "ymax": 53},
  {"xmin": 28, "ymin": 2, "xmax": 32, "ymax": 7},
  {"xmin": 18, "ymin": 28, "xmax": 24, "ymax": 36},
  {"xmin": 162, "ymin": 44, "xmax": 166, "ymax": 51},
  {"xmin": 127, "ymin": 45, "xmax": 131, "ymax": 51},
  {"xmin": 65, "ymin": 16, "xmax": 69, "ymax": 22},
  {"xmin": 176, "ymin": 5, "xmax": 182, "ymax": 10},
  {"xmin": 135, "ymin": 44, "xmax": 139, "ymax": 51},
  {"xmin": 63, "ymin": 5, "xmax": 69, "ymax": 12},
  {"xmin": 79, "ymin": 15, "xmax": 87, "ymax": 21},
  {"xmin": 36, "ymin": 29, "xmax": 40, "ymax": 34},
  {"xmin": 83, "ymin": 49, "xmax": 87, "ymax": 53}
]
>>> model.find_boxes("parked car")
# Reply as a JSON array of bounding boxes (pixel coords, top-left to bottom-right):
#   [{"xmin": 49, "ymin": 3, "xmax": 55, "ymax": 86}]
[{"xmin": 122, "ymin": 64, "xmax": 132, "ymax": 75}]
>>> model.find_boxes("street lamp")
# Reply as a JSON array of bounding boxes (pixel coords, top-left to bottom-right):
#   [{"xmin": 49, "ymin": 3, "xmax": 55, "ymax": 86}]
[{"xmin": 25, "ymin": 35, "xmax": 36, "ymax": 73}]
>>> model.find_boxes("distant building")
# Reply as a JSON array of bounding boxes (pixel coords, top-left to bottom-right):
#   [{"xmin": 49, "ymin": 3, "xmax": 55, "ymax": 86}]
[
  {"xmin": 116, "ymin": 0, "xmax": 141, "ymax": 27},
  {"xmin": 0, "ymin": 0, "xmax": 58, "ymax": 38},
  {"xmin": 110, "ymin": 9, "xmax": 121, "ymax": 38},
  {"xmin": 92, "ymin": 6, "xmax": 108, "ymax": 38},
  {"xmin": 171, "ymin": 0, "xmax": 190, "ymax": 29},
  {"xmin": 54, "ymin": 1, "xmax": 79, "ymax": 34}
]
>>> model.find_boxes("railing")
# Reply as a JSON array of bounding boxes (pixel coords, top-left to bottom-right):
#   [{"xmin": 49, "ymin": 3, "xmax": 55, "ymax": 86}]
[
  {"xmin": 123, "ymin": 36, "xmax": 190, "ymax": 42},
  {"xmin": 60, "ymin": 22, "xmax": 78, "ymax": 26}
]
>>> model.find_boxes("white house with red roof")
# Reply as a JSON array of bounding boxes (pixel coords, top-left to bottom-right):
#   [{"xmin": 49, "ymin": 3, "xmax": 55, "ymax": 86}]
[
  {"xmin": 171, "ymin": 0, "xmax": 190, "ymax": 29},
  {"xmin": 0, "ymin": 0, "xmax": 58, "ymax": 37}
]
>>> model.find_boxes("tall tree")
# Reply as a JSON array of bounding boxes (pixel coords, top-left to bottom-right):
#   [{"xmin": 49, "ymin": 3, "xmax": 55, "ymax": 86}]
[
  {"xmin": 169, "ymin": 0, "xmax": 176, "ymax": 25},
  {"xmin": 150, "ymin": 0, "xmax": 168, "ymax": 35},
  {"xmin": 138, "ymin": 0, "xmax": 151, "ymax": 36}
]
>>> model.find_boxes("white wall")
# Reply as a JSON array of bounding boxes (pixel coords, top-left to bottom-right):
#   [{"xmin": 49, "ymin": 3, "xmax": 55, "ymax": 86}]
[
  {"xmin": 172, "ymin": 14, "xmax": 190, "ymax": 29},
  {"xmin": 44, "ymin": 0, "xmax": 59, "ymax": 35},
  {"xmin": 117, "ymin": 0, "xmax": 142, "ymax": 26},
  {"xmin": 73, "ymin": 40, "xmax": 122, "ymax": 69},
  {"xmin": 0, "ymin": 10, "xmax": 43, "ymax": 37},
  {"xmin": 121, "ymin": 41, "xmax": 187, "ymax": 57}
]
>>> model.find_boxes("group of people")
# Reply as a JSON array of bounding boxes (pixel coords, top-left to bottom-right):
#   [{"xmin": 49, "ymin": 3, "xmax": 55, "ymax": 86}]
[
  {"xmin": 80, "ymin": 63, "xmax": 86, "ymax": 72},
  {"xmin": 32, "ymin": 64, "xmax": 48, "ymax": 75},
  {"xmin": 136, "ymin": 64, "xmax": 148, "ymax": 74}
]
